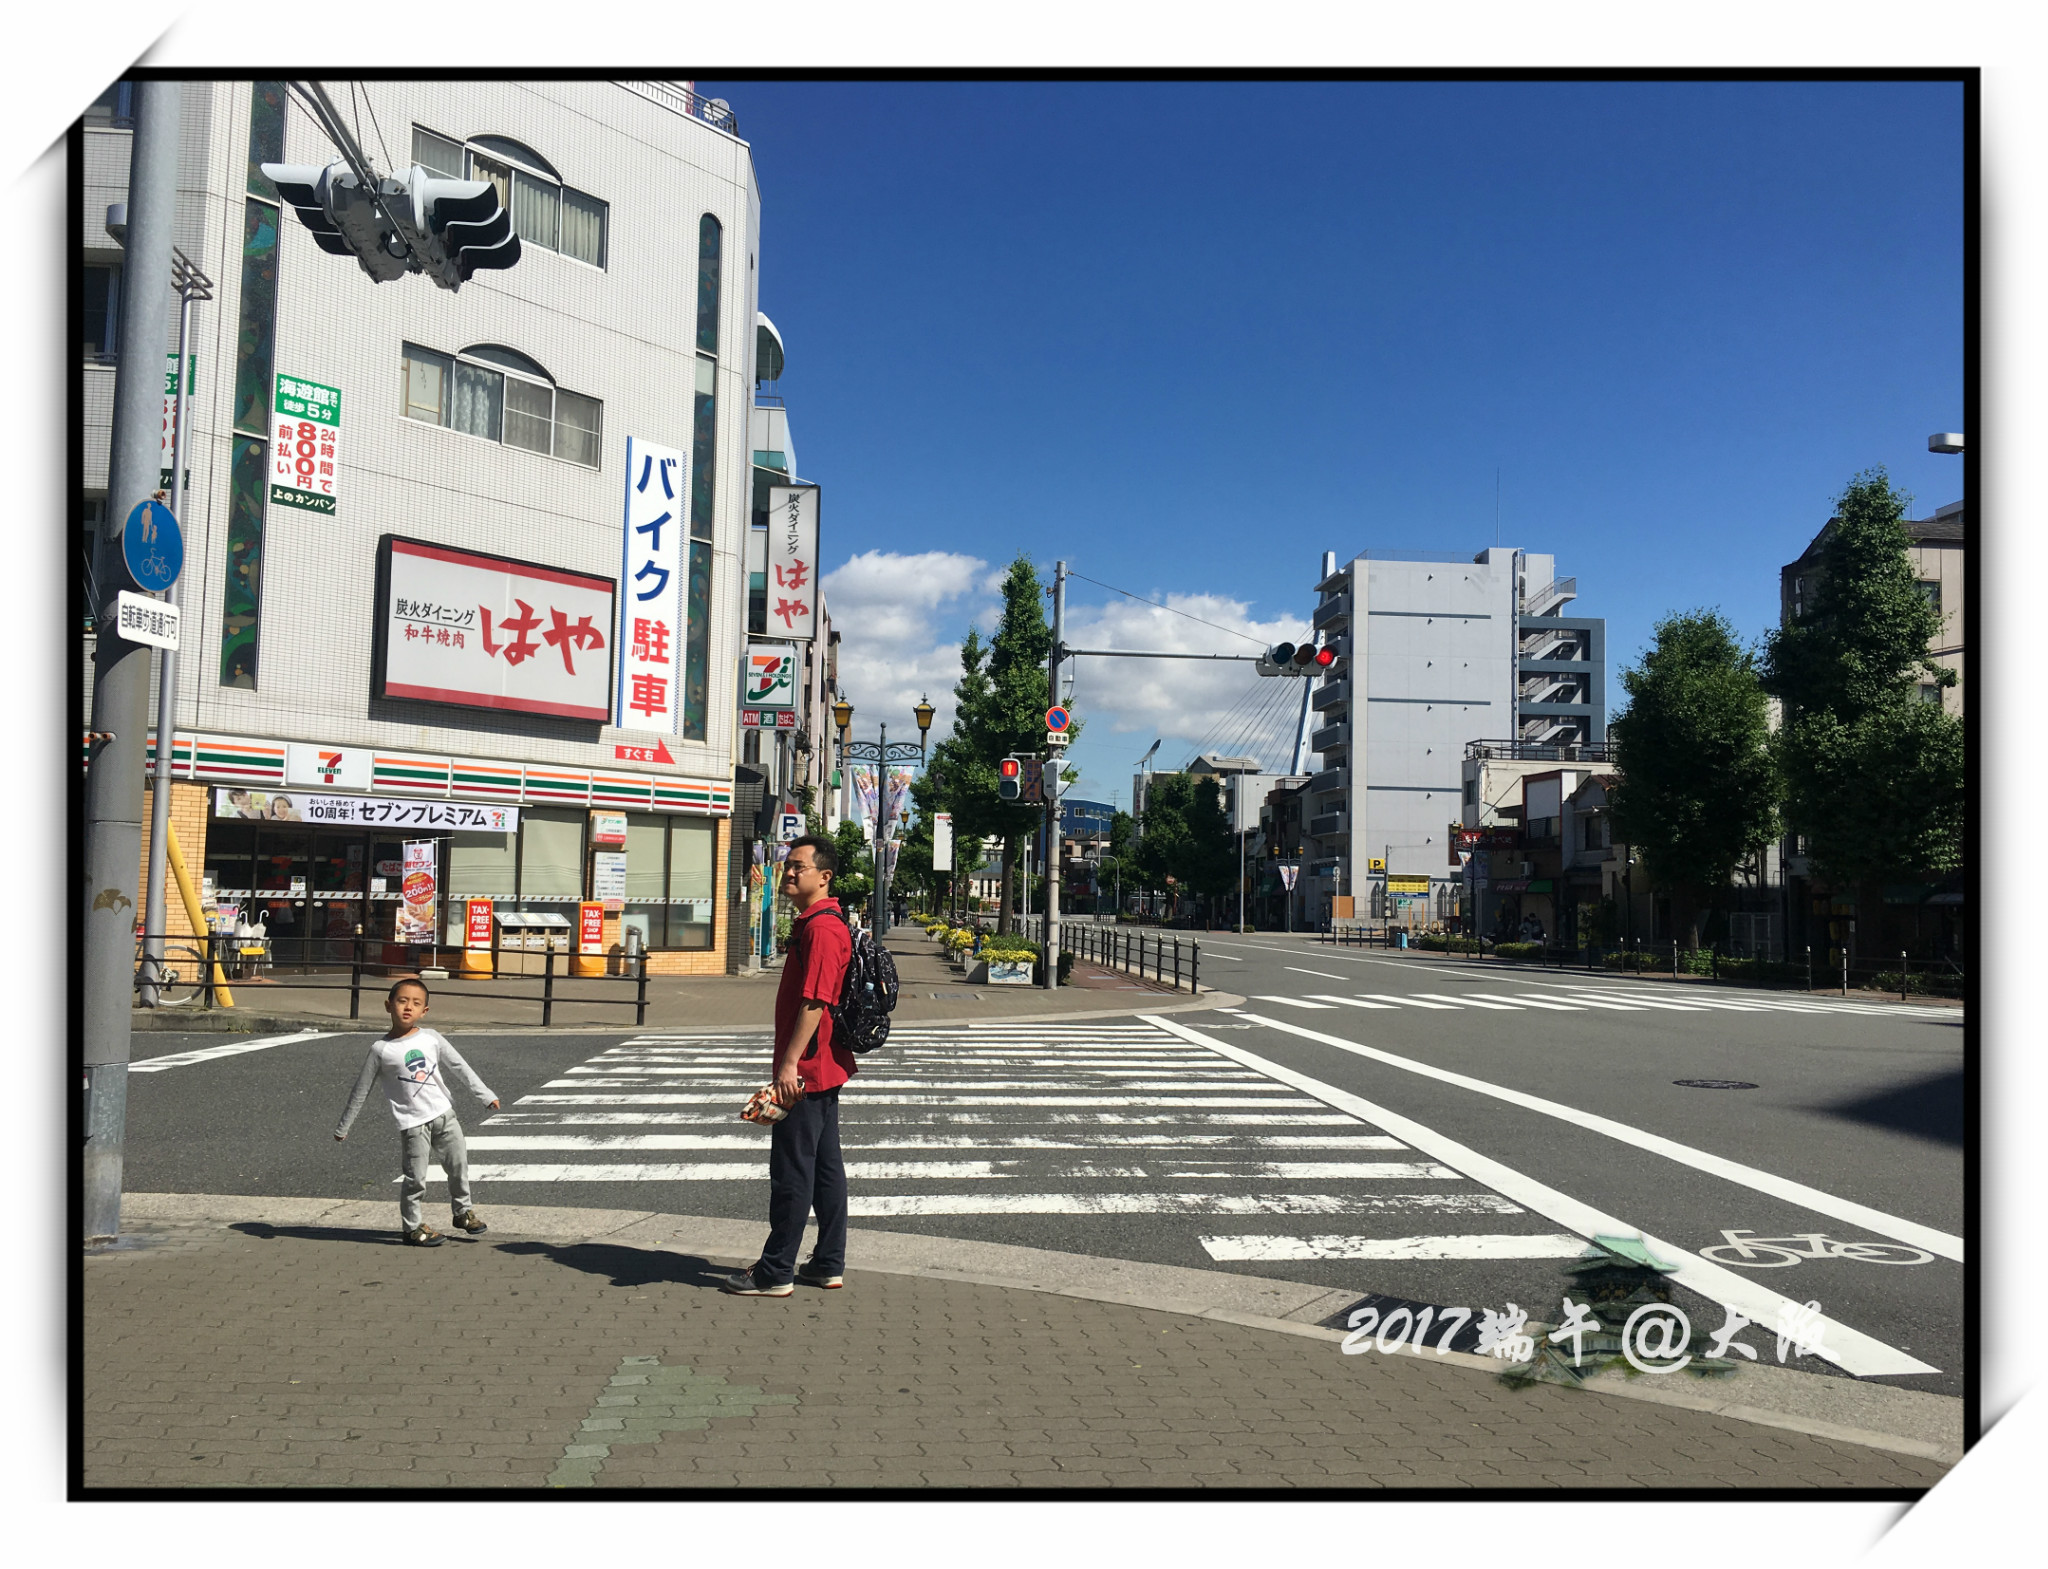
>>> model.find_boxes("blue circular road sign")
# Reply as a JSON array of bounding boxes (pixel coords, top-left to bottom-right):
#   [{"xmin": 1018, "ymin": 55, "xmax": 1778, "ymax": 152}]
[
  {"xmin": 1045, "ymin": 705, "xmax": 1071, "ymax": 732},
  {"xmin": 122, "ymin": 500, "xmax": 183, "ymax": 593}
]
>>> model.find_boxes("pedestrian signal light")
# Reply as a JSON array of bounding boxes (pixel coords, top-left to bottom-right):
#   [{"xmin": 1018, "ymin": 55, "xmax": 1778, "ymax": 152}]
[{"xmin": 999, "ymin": 756, "xmax": 1022, "ymax": 800}]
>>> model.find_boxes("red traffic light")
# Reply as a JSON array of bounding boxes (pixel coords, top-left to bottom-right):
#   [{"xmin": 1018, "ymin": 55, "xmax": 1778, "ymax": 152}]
[
  {"xmin": 1312, "ymin": 645, "xmax": 1336, "ymax": 668},
  {"xmin": 999, "ymin": 757, "xmax": 1021, "ymax": 780}
]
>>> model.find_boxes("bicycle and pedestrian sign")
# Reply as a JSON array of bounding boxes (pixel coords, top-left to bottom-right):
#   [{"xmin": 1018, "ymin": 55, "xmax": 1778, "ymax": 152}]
[{"xmin": 121, "ymin": 499, "xmax": 182, "ymax": 592}]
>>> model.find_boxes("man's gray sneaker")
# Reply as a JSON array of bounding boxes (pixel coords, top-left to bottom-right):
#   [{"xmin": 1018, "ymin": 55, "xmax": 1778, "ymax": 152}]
[
  {"xmin": 403, "ymin": 1225, "xmax": 444, "ymax": 1248},
  {"xmin": 795, "ymin": 1259, "xmax": 844, "ymax": 1288},
  {"xmin": 721, "ymin": 1267, "xmax": 794, "ymax": 1297},
  {"xmin": 452, "ymin": 1209, "xmax": 488, "ymax": 1234}
]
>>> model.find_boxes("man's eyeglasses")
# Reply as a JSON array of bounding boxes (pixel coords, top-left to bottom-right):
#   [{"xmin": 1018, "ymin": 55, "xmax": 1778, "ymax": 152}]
[{"xmin": 783, "ymin": 859, "xmax": 817, "ymax": 875}]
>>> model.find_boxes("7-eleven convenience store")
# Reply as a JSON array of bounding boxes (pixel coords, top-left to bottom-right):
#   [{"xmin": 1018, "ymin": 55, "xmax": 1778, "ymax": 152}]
[{"xmin": 130, "ymin": 733, "xmax": 733, "ymax": 976}]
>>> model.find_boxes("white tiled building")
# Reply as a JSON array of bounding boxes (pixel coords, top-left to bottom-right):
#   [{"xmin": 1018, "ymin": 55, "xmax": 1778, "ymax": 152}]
[{"xmin": 82, "ymin": 79, "xmax": 770, "ymax": 972}]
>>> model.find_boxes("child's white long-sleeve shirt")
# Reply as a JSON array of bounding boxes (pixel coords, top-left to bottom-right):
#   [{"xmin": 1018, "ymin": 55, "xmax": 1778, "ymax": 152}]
[{"xmin": 335, "ymin": 1028, "xmax": 495, "ymax": 1136}]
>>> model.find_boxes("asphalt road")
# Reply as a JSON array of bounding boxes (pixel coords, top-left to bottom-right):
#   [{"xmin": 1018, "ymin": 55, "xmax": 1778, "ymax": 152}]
[{"xmin": 120, "ymin": 933, "xmax": 1964, "ymax": 1396}]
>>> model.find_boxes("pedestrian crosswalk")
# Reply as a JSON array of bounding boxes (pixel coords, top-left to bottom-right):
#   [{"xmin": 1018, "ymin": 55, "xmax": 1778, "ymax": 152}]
[
  {"xmin": 437, "ymin": 1021, "xmax": 1589, "ymax": 1267},
  {"xmin": 1249, "ymin": 984, "xmax": 1944, "ymax": 1019}
]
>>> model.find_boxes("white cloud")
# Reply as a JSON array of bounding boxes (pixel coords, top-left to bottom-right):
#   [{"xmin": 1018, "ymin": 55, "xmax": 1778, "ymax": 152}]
[
  {"xmin": 822, "ymin": 558, "xmax": 1315, "ymax": 808},
  {"xmin": 822, "ymin": 550, "xmax": 996, "ymax": 739}
]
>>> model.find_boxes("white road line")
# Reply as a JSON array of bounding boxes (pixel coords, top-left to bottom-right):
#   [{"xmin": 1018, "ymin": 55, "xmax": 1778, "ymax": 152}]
[
  {"xmin": 1159, "ymin": 1162, "xmax": 1459, "ymax": 1180},
  {"xmin": 1489, "ymin": 996, "xmax": 1585, "ymax": 1011},
  {"xmin": 1200, "ymin": 1232, "xmax": 1595, "ymax": 1262},
  {"xmin": 1149, "ymin": 1014, "xmax": 1949, "ymax": 1376},
  {"xmin": 1359, "ymin": 994, "xmax": 1460, "ymax": 1010},
  {"xmin": 1414, "ymin": 993, "xmax": 1522, "ymax": 1010},
  {"xmin": 844, "ymin": 1192, "xmax": 1527, "ymax": 1217},
  {"xmin": 1224, "ymin": 1009, "xmax": 1964, "ymax": 1261},
  {"xmin": 1286, "ymin": 966, "xmax": 1351, "ymax": 980},
  {"xmin": 1541, "ymin": 996, "xmax": 1649, "ymax": 1011},
  {"xmin": 1306, "ymin": 995, "xmax": 1400, "ymax": 1010},
  {"xmin": 129, "ymin": 1029, "xmax": 341, "ymax": 1071},
  {"xmin": 1253, "ymin": 996, "xmax": 1339, "ymax": 1010}
]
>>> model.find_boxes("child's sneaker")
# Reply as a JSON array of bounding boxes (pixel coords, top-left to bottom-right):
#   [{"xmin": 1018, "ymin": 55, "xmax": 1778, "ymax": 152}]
[
  {"xmin": 794, "ymin": 1258, "xmax": 844, "ymax": 1289},
  {"xmin": 452, "ymin": 1209, "xmax": 488, "ymax": 1234},
  {"xmin": 403, "ymin": 1224, "xmax": 444, "ymax": 1247}
]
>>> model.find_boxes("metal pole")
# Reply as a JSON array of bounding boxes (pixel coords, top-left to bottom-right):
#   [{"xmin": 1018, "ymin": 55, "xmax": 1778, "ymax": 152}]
[
  {"xmin": 1043, "ymin": 562, "xmax": 1065, "ymax": 989},
  {"xmin": 85, "ymin": 79, "xmax": 181, "ymax": 1242},
  {"xmin": 141, "ymin": 252, "xmax": 209, "ymax": 1007},
  {"xmin": 874, "ymin": 722, "xmax": 889, "ymax": 936}
]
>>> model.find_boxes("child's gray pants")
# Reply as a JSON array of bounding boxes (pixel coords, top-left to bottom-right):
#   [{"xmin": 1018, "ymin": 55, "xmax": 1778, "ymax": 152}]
[{"xmin": 398, "ymin": 1111, "xmax": 471, "ymax": 1229}]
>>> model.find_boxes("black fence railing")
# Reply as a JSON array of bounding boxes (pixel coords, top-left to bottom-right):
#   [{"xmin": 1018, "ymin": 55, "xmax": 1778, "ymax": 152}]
[
  {"xmin": 1067, "ymin": 923, "xmax": 1200, "ymax": 994},
  {"xmin": 135, "ymin": 933, "xmax": 651, "ymax": 1026},
  {"xmin": 1317, "ymin": 926, "xmax": 1963, "ymax": 1000}
]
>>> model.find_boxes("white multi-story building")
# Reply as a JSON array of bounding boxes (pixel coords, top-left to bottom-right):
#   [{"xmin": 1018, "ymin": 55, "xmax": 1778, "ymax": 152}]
[
  {"xmin": 82, "ymin": 79, "xmax": 776, "ymax": 973},
  {"xmin": 1304, "ymin": 546, "xmax": 1606, "ymax": 924}
]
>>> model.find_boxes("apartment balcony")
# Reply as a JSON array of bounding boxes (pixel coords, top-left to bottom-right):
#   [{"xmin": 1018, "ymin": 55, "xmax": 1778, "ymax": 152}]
[
  {"xmin": 1312, "ymin": 593, "xmax": 1352, "ymax": 632},
  {"xmin": 1310, "ymin": 720, "xmax": 1349, "ymax": 754},
  {"xmin": 1465, "ymin": 738, "xmax": 1618, "ymax": 764},
  {"xmin": 1312, "ymin": 677, "xmax": 1350, "ymax": 714},
  {"xmin": 1308, "ymin": 812, "xmax": 1347, "ymax": 839},
  {"xmin": 1308, "ymin": 766, "xmax": 1348, "ymax": 798}
]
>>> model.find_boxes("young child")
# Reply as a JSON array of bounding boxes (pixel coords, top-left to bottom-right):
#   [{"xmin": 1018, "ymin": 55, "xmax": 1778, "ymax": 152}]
[{"xmin": 334, "ymin": 977, "xmax": 500, "ymax": 1247}]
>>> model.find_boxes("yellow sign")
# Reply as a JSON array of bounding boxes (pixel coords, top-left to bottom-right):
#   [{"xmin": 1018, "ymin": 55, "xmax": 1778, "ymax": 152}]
[
  {"xmin": 1367, "ymin": 857, "xmax": 1386, "ymax": 873},
  {"xmin": 1388, "ymin": 875, "xmax": 1431, "ymax": 894}
]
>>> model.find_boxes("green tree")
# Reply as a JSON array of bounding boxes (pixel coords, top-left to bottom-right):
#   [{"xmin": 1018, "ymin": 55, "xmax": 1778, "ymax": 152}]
[
  {"xmin": 1762, "ymin": 468, "xmax": 1965, "ymax": 898},
  {"xmin": 829, "ymin": 818, "xmax": 873, "ymax": 908},
  {"xmin": 1134, "ymin": 773, "xmax": 1235, "ymax": 924},
  {"xmin": 1608, "ymin": 610, "xmax": 1779, "ymax": 948}
]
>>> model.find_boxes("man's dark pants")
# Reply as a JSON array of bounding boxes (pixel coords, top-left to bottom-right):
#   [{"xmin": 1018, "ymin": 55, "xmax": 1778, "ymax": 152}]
[{"xmin": 757, "ymin": 1087, "xmax": 846, "ymax": 1283}]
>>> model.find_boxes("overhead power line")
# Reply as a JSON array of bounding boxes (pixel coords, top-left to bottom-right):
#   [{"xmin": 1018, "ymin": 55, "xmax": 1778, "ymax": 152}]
[{"xmin": 1065, "ymin": 569, "xmax": 1271, "ymax": 649}]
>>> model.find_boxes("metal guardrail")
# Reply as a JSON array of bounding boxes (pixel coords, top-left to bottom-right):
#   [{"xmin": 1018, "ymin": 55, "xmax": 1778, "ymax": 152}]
[
  {"xmin": 1067, "ymin": 922, "xmax": 1200, "ymax": 994},
  {"xmin": 1316, "ymin": 925, "xmax": 1963, "ymax": 999},
  {"xmin": 135, "ymin": 933, "xmax": 650, "ymax": 1026},
  {"xmin": 1463, "ymin": 738, "xmax": 1617, "ymax": 763}
]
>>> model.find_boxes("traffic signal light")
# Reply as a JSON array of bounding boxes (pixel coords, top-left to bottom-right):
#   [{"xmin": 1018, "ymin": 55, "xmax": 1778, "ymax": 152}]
[
  {"xmin": 999, "ymin": 756, "xmax": 1023, "ymax": 800},
  {"xmin": 260, "ymin": 161, "xmax": 519, "ymax": 290},
  {"xmin": 1256, "ymin": 639, "xmax": 1338, "ymax": 677}
]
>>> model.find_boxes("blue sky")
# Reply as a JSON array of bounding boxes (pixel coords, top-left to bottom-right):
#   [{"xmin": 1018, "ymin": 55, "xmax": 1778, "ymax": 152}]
[{"xmin": 704, "ymin": 78, "xmax": 1965, "ymax": 802}]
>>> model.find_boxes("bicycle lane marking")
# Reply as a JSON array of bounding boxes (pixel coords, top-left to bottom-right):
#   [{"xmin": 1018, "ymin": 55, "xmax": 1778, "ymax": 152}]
[
  {"xmin": 1142, "ymin": 1013, "xmax": 1938, "ymax": 1379},
  {"xmin": 1209, "ymin": 1010, "xmax": 1962, "ymax": 1263},
  {"xmin": 128, "ymin": 1030, "xmax": 342, "ymax": 1072}
]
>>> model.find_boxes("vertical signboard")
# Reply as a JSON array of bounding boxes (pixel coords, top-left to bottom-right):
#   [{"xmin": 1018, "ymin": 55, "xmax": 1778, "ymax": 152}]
[
  {"xmin": 764, "ymin": 484, "xmax": 819, "ymax": 641},
  {"xmin": 578, "ymin": 901, "xmax": 606, "ymax": 954},
  {"xmin": 270, "ymin": 373, "xmax": 343, "ymax": 513},
  {"xmin": 160, "ymin": 353, "xmax": 195, "ymax": 489},
  {"xmin": 397, "ymin": 840, "xmax": 438, "ymax": 943},
  {"xmin": 933, "ymin": 812, "xmax": 954, "ymax": 873},
  {"xmin": 615, "ymin": 436, "xmax": 690, "ymax": 735},
  {"xmin": 465, "ymin": 898, "xmax": 494, "ymax": 950}
]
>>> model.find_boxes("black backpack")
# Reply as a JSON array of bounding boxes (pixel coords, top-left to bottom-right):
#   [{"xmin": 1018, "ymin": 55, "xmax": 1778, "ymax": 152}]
[{"xmin": 830, "ymin": 910, "xmax": 899, "ymax": 1054}]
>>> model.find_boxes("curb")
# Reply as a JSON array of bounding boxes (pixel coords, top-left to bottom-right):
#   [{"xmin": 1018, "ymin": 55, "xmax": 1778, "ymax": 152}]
[{"xmin": 118, "ymin": 1192, "xmax": 1962, "ymax": 1466}]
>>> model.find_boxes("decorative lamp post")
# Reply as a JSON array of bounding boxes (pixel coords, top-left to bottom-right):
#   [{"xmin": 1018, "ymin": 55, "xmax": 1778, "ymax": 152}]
[
  {"xmin": 913, "ymin": 695, "xmax": 936, "ymax": 760},
  {"xmin": 838, "ymin": 701, "xmax": 925, "ymax": 937}
]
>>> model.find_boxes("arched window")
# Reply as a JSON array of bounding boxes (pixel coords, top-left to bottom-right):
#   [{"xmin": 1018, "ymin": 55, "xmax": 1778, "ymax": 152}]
[
  {"xmin": 401, "ymin": 340, "xmax": 602, "ymax": 467},
  {"xmin": 696, "ymin": 214, "xmax": 722, "ymax": 353},
  {"xmin": 411, "ymin": 124, "xmax": 607, "ymax": 269}
]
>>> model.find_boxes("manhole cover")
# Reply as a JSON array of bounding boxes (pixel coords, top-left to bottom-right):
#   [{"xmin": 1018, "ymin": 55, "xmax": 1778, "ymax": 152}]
[{"xmin": 1673, "ymin": 1079, "xmax": 1758, "ymax": 1090}]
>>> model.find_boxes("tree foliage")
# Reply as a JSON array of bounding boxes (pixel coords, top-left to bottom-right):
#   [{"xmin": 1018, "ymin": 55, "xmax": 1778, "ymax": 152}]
[
  {"xmin": 1761, "ymin": 468, "xmax": 1964, "ymax": 886},
  {"xmin": 1608, "ymin": 610, "xmax": 1778, "ymax": 942},
  {"xmin": 1134, "ymin": 773, "xmax": 1236, "ymax": 918}
]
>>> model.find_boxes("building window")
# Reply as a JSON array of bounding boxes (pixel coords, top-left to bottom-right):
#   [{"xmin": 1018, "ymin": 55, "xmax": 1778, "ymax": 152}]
[
  {"xmin": 83, "ymin": 265, "xmax": 120, "ymax": 356},
  {"xmin": 1919, "ymin": 683, "xmax": 1944, "ymax": 705},
  {"xmin": 410, "ymin": 127, "xmax": 608, "ymax": 270},
  {"xmin": 246, "ymin": 81, "xmax": 287, "ymax": 200},
  {"xmin": 401, "ymin": 342, "xmax": 602, "ymax": 469},
  {"xmin": 1917, "ymin": 579, "xmax": 1942, "ymax": 614},
  {"xmin": 86, "ymin": 82, "xmax": 136, "ymax": 126},
  {"xmin": 696, "ymin": 214, "xmax": 722, "ymax": 353}
]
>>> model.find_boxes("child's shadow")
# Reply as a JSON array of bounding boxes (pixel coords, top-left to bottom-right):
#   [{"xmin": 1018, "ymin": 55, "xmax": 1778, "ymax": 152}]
[
  {"xmin": 495, "ymin": 1240, "xmax": 736, "ymax": 1290},
  {"xmin": 231, "ymin": 1221, "xmax": 409, "ymax": 1247}
]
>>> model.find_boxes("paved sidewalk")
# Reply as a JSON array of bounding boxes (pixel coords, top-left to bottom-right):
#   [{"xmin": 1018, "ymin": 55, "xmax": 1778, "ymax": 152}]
[
  {"xmin": 133, "ymin": 933, "xmax": 1229, "ymax": 1032},
  {"xmin": 83, "ymin": 1195, "xmax": 1956, "ymax": 1492}
]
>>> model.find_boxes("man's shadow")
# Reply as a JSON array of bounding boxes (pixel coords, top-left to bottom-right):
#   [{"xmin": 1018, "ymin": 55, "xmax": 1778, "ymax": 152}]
[
  {"xmin": 232, "ymin": 1221, "xmax": 407, "ymax": 1247},
  {"xmin": 496, "ymin": 1240, "xmax": 737, "ymax": 1290}
]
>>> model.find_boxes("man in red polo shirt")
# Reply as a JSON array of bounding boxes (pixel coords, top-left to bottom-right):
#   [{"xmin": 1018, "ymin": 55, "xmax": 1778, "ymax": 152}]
[{"xmin": 724, "ymin": 834, "xmax": 857, "ymax": 1297}]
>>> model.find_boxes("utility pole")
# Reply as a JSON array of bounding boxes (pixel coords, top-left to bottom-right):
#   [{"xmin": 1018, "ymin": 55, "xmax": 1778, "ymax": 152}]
[
  {"xmin": 139, "ymin": 249, "xmax": 213, "ymax": 1008},
  {"xmin": 85, "ymin": 79, "xmax": 182, "ymax": 1242},
  {"xmin": 1043, "ymin": 561, "xmax": 1066, "ymax": 988}
]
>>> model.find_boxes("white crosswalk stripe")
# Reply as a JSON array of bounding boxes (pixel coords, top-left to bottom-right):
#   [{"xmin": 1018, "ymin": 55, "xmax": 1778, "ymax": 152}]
[{"xmin": 421, "ymin": 1021, "xmax": 1581, "ymax": 1268}]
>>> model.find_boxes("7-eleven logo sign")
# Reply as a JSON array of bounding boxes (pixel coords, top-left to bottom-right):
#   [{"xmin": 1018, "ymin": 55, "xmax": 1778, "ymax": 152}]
[
  {"xmin": 286, "ymin": 743, "xmax": 369, "ymax": 792},
  {"xmin": 317, "ymin": 750, "xmax": 344, "ymax": 783}
]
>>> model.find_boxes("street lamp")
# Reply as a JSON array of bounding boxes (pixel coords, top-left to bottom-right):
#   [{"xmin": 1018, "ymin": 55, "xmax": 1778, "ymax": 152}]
[
  {"xmin": 1928, "ymin": 432, "xmax": 1965, "ymax": 454},
  {"xmin": 913, "ymin": 695, "xmax": 936, "ymax": 760},
  {"xmin": 838, "ymin": 701, "xmax": 928, "ymax": 937}
]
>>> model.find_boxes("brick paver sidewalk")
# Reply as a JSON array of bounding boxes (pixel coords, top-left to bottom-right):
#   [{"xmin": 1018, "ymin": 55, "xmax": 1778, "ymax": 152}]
[{"xmin": 83, "ymin": 1197, "xmax": 1952, "ymax": 1491}]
